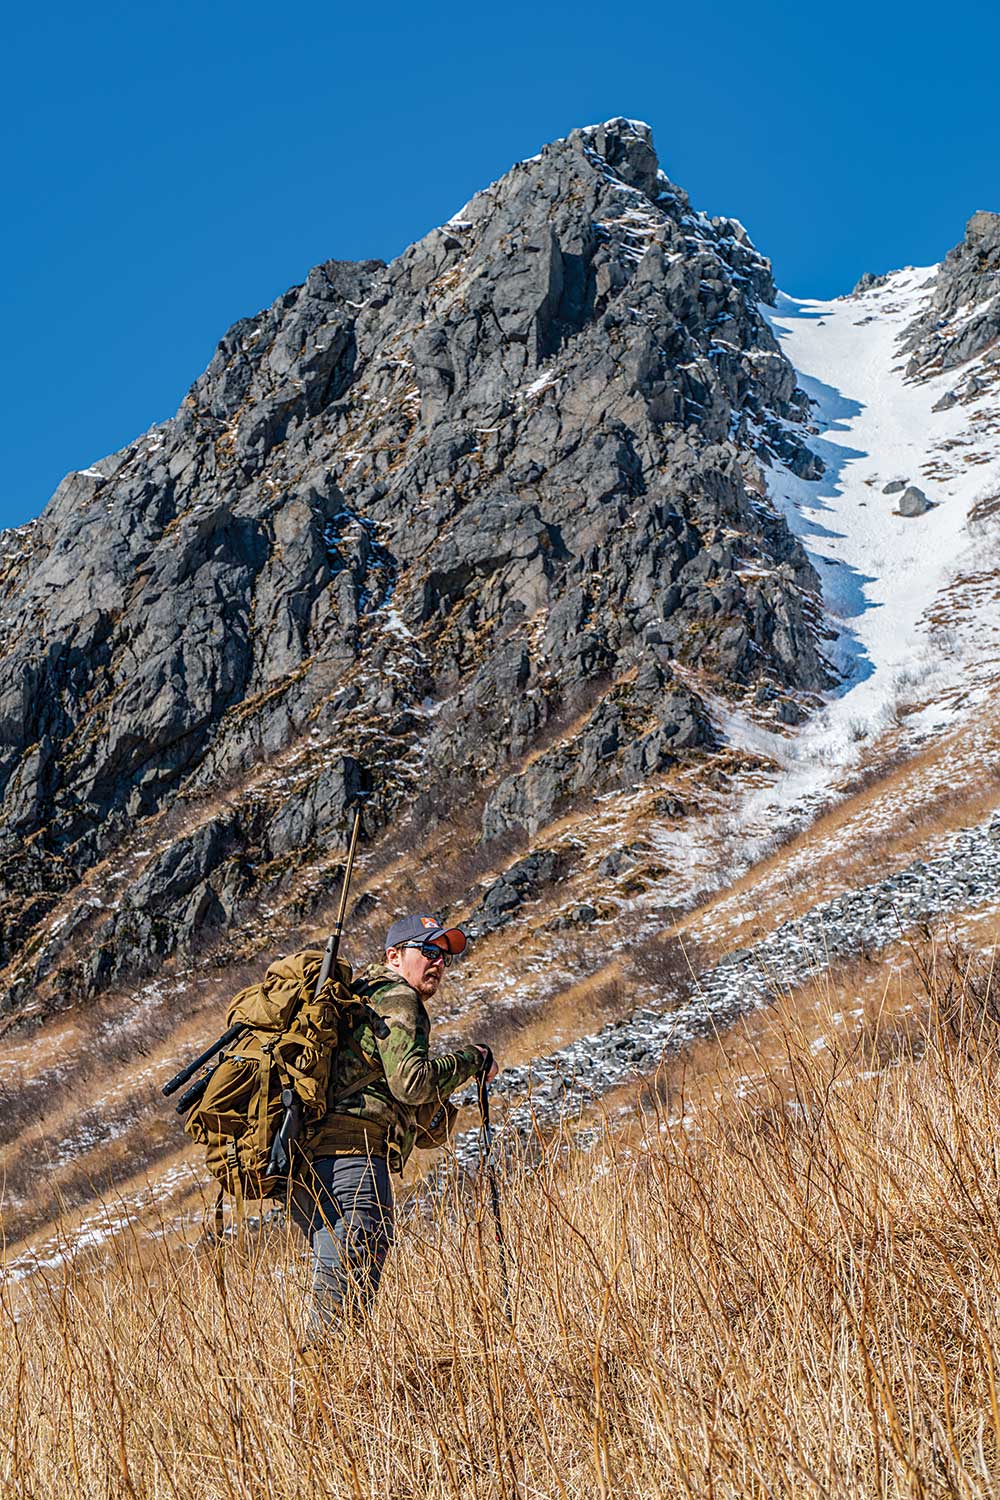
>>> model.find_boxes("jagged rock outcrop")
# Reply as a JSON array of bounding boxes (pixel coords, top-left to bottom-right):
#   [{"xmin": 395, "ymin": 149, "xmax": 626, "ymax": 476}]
[
  {"xmin": 0, "ymin": 118, "xmax": 832, "ymax": 1015},
  {"xmin": 902, "ymin": 210, "xmax": 1000, "ymax": 378},
  {"xmin": 852, "ymin": 271, "xmax": 890, "ymax": 296},
  {"xmin": 466, "ymin": 847, "xmax": 571, "ymax": 938}
]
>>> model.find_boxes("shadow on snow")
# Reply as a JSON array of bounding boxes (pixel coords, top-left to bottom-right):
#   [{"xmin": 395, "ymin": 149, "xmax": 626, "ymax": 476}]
[{"xmin": 764, "ymin": 298, "xmax": 876, "ymax": 692}]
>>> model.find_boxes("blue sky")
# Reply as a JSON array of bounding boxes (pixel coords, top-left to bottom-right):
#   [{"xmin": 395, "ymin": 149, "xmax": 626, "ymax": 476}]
[{"xmin": 3, "ymin": 0, "xmax": 998, "ymax": 530}]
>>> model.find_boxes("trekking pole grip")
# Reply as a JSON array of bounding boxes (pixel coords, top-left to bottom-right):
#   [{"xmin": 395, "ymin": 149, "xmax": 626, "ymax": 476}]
[{"xmin": 476, "ymin": 1047, "xmax": 495, "ymax": 1122}]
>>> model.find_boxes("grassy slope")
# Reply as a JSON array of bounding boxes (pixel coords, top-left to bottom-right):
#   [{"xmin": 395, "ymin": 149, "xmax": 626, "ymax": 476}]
[
  {"xmin": 3, "ymin": 944, "xmax": 1000, "ymax": 1497},
  {"xmin": 4, "ymin": 690, "xmax": 1000, "ymax": 1259}
]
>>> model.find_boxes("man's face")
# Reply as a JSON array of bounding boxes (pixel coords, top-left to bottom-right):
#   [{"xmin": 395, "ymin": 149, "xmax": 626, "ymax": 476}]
[{"xmin": 386, "ymin": 941, "xmax": 447, "ymax": 999}]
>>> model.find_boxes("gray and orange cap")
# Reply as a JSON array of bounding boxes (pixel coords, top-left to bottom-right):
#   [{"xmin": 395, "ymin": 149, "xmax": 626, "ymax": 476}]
[{"xmin": 385, "ymin": 915, "xmax": 468, "ymax": 955}]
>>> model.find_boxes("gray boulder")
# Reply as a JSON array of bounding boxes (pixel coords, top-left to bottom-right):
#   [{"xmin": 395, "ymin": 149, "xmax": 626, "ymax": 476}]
[
  {"xmin": 467, "ymin": 848, "xmax": 570, "ymax": 938},
  {"xmin": 597, "ymin": 846, "xmax": 639, "ymax": 877},
  {"xmin": 898, "ymin": 486, "xmax": 932, "ymax": 517},
  {"xmin": 775, "ymin": 697, "xmax": 805, "ymax": 725},
  {"xmin": 852, "ymin": 271, "xmax": 890, "ymax": 295},
  {"xmin": 882, "ymin": 479, "xmax": 907, "ymax": 494}
]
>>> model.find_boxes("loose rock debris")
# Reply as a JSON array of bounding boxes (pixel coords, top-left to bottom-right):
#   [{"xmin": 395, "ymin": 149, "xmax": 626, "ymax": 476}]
[{"xmin": 447, "ymin": 811, "xmax": 1000, "ymax": 1167}]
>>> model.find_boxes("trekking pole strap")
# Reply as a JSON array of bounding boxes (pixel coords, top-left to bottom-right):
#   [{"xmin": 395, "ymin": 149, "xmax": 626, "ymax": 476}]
[{"xmin": 477, "ymin": 1058, "xmax": 494, "ymax": 1140}]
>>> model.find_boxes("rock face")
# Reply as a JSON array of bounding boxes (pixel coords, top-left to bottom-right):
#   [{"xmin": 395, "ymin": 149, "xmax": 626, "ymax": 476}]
[
  {"xmin": 467, "ymin": 848, "xmax": 570, "ymax": 938},
  {"xmin": 902, "ymin": 211, "xmax": 1000, "ymax": 377},
  {"xmin": 0, "ymin": 118, "xmax": 833, "ymax": 1016}
]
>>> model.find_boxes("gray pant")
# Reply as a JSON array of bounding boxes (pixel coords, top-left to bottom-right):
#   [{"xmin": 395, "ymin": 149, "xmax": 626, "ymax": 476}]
[{"xmin": 290, "ymin": 1154, "xmax": 394, "ymax": 1335}]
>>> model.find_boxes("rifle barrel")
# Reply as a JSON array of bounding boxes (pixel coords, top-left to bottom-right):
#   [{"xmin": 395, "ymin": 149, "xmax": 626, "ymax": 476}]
[{"xmin": 314, "ymin": 805, "xmax": 363, "ymax": 997}]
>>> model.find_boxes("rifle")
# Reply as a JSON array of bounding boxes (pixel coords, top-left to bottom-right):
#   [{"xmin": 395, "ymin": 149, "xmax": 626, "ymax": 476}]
[
  {"xmin": 265, "ymin": 803, "xmax": 364, "ymax": 1176},
  {"xmin": 161, "ymin": 803, "xmax": 366, "ymax": 1129},
  {"xmin": 308, "ymin": 800, "xmax": 364, "ymax": 999}
]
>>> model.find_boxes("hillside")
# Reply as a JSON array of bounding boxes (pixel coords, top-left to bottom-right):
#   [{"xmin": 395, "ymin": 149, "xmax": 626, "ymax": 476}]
[
  {"xmin": 1, "ymin": 120, "xmax": 1000, "ymax": 1316},
  {"xmin": 4, "ymin": 955, "xmax": 1000, "ymax": 1499}
]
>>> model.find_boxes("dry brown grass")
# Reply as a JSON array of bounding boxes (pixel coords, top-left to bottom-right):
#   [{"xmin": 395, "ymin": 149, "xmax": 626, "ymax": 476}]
[{"xmin": 5, "ymin": 948, "xmax": 1000, "ymax": 1496}]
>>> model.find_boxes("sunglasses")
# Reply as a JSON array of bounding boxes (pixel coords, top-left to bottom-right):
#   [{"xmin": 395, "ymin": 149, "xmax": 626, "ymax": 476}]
[{"xmin": 399, "ymin": 941, "xmax": 454, "ymax": 967}]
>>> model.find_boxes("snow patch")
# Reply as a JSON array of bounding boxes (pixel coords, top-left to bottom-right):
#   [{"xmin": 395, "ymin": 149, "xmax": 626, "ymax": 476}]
[{"xmin": 705, "ymin": 265, "xmax": 1000, "ymax": 851}]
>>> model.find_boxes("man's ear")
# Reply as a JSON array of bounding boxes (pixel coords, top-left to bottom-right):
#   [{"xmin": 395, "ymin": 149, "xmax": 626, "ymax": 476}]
[{"xmin": 385, "ymin": 946, "xmax": 402, "ymax": 971}]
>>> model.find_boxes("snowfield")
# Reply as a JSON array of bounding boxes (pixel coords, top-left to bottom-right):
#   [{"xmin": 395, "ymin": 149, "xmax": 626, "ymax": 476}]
[
  {"xmin": 587, "ymin": 265, "xmax": 1000, "ymax": 911},
  {"xmin": 712, "ymin": 269, "xmax": 1000, "ymax": 845},
  {"xmin": 767, "ymin": 268, "xmax": 1000, "ymax": 731}
]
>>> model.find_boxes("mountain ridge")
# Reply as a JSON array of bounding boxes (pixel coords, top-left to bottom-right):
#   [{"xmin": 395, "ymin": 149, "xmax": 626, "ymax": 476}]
[{"xmin": 0, "ymin": 117, "xmax": 833, "ymax": 1022}]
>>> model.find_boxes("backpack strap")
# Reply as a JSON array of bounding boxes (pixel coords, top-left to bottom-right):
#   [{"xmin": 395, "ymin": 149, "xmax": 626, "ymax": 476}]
[
  {"xmin": 323, "ymin": 980, "xmax": 398, "ymax": 1109},
  {"xmin": 254, "ymin": 1048, "xmax": 274, "ymax": 1166},
  {"xmin": 328, "ymin": 1066, "xmax": 383, "ymax": 1108},
  {"xmin": 354, "ymin": 978, "xmax": 399, "ymax": 1009}
]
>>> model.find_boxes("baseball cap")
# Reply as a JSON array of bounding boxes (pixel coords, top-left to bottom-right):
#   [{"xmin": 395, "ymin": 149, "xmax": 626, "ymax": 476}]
[{"xmin": 385, "ymin": 915, "xmax": 468, "ymax": 955}]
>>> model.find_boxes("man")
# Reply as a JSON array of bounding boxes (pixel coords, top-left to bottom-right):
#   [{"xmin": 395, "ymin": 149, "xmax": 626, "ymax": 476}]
[{"xmin": 292, "ymin": 914, "xmax": 498, "ymax": 1335}]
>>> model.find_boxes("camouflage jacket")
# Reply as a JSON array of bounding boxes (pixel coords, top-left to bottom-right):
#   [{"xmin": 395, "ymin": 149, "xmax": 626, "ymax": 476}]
[{"xmin": 306, "ymin": 962, "xmax": 482, "ymax": 1170}]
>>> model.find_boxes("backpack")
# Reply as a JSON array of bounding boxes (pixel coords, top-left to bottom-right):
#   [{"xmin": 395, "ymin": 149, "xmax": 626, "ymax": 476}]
[{"xmin": 182, "ymin": 947, "xmax": 370, "ymax": 1202}]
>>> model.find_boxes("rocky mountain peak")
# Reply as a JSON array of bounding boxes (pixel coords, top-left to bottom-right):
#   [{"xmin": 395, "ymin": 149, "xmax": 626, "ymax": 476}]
[
  {"xmin": 570, "ymin": 118, "xmax": 662, "ymax": 199},
  {"xmin": 0, "ymin": 119, "xmax": 831, "ymax": 1020},
  {"xmin": 967, "ymin": 208, "xmax": 1000, "ymax": 245}
]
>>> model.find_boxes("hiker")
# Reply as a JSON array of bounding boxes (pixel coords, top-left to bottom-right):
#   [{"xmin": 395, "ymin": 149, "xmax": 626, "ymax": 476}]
[{"xmin": 291, "ymin": 914, "xmax": 498, "ymax": 1334}]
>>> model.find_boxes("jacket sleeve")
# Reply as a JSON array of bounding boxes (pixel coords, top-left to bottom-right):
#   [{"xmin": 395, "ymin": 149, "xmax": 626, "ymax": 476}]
[{"xmin": 373, "ymin": 982, "xmax": 482, "ymax": 1106}]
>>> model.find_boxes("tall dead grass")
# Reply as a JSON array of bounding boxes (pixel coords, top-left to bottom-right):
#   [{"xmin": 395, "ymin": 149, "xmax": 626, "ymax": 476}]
[{"xmin": 4, "ymin": 951, "xmax": 1000, "ymax": 1496}]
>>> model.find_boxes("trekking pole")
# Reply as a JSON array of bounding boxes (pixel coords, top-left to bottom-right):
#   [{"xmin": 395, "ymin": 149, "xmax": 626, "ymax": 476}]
[
  {"xmin": 162, "ymin": 1022, "xmax": 247, "ymax": 1101},
  {"xmin": 478, "ymin": 1063, "xmax": 512, "ymax": 1326}
]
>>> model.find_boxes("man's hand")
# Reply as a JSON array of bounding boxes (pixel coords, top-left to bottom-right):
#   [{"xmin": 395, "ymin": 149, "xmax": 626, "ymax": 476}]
[{"xmin": 474, "ymin": 1044, "xmax": 499, "ymax": 1084}]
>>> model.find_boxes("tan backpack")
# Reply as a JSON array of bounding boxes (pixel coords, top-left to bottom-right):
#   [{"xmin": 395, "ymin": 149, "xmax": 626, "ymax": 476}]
[{"xmin": 182, "ymin": 948, "xmax": 364, "ymax": 1201}]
